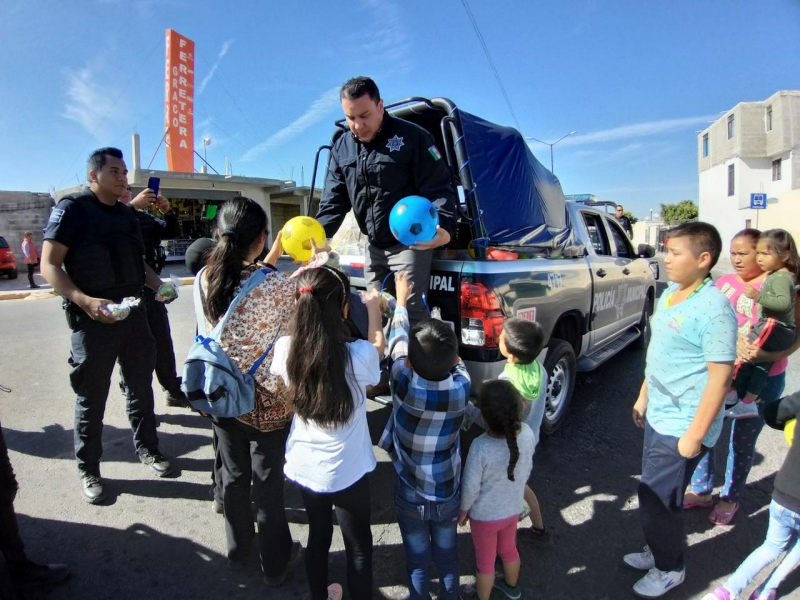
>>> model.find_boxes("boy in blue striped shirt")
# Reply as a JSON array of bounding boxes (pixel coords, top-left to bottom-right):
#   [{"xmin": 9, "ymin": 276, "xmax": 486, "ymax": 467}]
[{"xmin": 379, "ymin": 272, "xmax": 471, "ymax": 600}]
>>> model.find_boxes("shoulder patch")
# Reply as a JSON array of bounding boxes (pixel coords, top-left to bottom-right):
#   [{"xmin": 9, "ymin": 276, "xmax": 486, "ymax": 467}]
[
  {"xmin": 428, "ymin": 145, "xmax": 442, "ymax": 160},
  {"xmin": 48, "ymin": 208, "xmax": 65, "ymax": 224}
]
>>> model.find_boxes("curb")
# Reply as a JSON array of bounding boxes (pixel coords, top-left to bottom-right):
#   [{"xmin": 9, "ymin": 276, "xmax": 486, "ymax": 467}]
[{"xmin": 0, "ymin": 277, "xmax": 196, "ymax": 302}]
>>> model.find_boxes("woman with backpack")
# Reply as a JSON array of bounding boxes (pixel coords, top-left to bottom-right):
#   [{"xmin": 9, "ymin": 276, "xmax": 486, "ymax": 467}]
[{"xmin": 194, "ymin": 197, "xmax": 302, "ymax": 586}]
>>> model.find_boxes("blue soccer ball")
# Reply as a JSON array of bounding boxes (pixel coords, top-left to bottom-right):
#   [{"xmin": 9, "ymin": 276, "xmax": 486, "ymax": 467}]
[{"xmin": 389, "ymin": 196, "xmax": 439, "ymax": 246}]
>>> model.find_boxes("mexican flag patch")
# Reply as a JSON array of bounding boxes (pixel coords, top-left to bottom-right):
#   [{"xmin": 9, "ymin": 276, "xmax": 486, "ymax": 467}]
[{"xmin": 428, "ymin": 145, "xmax": 442, "ymax": 160}]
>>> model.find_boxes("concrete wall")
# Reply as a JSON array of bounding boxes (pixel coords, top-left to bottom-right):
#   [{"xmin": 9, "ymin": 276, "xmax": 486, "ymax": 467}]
[{"xmin": 0, "ymin": 191, "xmax": 53, "ymax": 265}]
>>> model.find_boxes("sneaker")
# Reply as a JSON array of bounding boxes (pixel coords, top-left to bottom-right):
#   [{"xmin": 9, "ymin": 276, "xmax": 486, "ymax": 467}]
[
  {"xmin": 79, "ymin": 472, "xmax": 106, "ymax": 504},
  {"xmin": 326, "ymin": 583, "xmax": 343, "ymax": 600},
  {"xmin": 725, "ymin": 401, "xmax": 759, "ymax": 420},
  {"xmin": 492, "ymin": 576, "xmax": 522, "ymax": 600},
  {"xmin": 518, "ymin": 526, "xmax": 552, "ymax": 547},
  {"xmin": 623, "ymin": 546, "xmax": 655, "ymax": 571},
  {"xmin": 10, "ymin": 560, "xmax": 70, "ymax": 591},
  {"xmin": 701, "ymin": 588, "xmax": 732, "ymax": 600},
  {"xmin": 632, "ymin": 567, "xmax": 684, "ymax": 598},
  {"xmin": 723, "ymin": 389, "xmax": 739, "ymax": 408},
  {"xmin": 263, "ymin": 541, "xmax": 303, "ymax": 586},
  {"xmin": 139, "ymin": 451, "xmax": 173, "ymax": 477}
]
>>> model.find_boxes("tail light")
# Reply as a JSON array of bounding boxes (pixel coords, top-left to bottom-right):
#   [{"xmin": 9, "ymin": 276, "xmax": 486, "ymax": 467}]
[{"xmin": 460, "ymin": 281, "xmax": 505, "ymax": 347}]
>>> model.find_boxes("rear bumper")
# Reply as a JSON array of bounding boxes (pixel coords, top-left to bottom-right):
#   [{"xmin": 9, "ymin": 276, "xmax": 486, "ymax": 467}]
[{"xmin": 463, "ymin": 359, "xmax": 505, "ymax": 386}]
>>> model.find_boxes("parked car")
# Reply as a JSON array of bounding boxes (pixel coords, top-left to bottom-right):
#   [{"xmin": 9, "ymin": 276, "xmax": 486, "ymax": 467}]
[
  {"xmin": 0, "ymin": 236, "xmax": 18, "ymax": 279},
  {"xmin": 313, "ymin": 97, "xmax": 659, "ymax": 434}
]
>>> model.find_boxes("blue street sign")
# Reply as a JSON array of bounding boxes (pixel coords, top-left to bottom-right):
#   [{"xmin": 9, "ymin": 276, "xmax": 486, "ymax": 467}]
[{"xmin": 750, "ymin": 193, "xmax": 767, "ymax": 209}]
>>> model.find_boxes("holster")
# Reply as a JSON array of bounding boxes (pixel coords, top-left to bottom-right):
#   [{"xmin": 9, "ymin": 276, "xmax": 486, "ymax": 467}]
[{"xmin": 62, "ymin": 299, "xmax": 83, "ymax": 330}]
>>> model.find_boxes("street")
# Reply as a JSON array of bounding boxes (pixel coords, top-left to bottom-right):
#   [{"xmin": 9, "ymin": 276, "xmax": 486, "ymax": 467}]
[{"xmin": 0, "ymin": 281, "xmax": 798, "ymax": 599}]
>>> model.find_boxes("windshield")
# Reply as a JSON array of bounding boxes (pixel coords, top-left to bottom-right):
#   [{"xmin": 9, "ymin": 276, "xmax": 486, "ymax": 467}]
[{"xmin": 0, "ymin": 237, "xmax": 9, "ymax": 249}]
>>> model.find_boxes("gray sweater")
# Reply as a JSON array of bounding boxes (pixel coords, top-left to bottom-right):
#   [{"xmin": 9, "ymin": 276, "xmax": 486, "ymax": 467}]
[{"xmin": 460, "ymin": 424, "xmax": 534, "ymax": 521}]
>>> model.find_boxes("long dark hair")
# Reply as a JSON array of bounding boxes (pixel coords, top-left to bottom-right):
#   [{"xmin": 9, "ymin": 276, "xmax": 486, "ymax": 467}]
[
  {"xmin": 478, "ymin": 380, "xmax": 522, "ymax": 481},
  {"xmin": 759, "ymin": 229, "xmax": 800, "ymax": 280},
  {"xmin": 286, "ymin": 266, "xmax": 354, "ymax": 428},
  {"xmin": 204, "ymin": 197, "xmax": 267, "ymax": 323}
]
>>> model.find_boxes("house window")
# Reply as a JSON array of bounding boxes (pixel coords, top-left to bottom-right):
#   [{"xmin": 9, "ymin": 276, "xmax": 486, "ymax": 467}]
[
  {"xmin": 727, "ymin": 114, "xmax": 735, "ymax": 139},
  {"xmin": 773, "ymin": 158, "xmax": 782, "ymax": 181},
  {"xmin": 702, "ymin": 134, "xmax": 709, "ymax": 157},
  {"xmin": 766, "ymin": 106, "xmax": 773, "ymax": 132},
  {"xmin": 728, "ymin": 164, "xmax": 735, "ymax": 196}
]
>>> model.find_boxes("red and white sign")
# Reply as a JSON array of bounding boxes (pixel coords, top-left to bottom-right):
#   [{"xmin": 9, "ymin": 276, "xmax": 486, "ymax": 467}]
[
  {"xmin": 516, "ymin": 307, "xmax": 537, "ymax": 322},
  {"xmin": 164, "ymin": 29, "xmax": 194, "ymax": 172}
]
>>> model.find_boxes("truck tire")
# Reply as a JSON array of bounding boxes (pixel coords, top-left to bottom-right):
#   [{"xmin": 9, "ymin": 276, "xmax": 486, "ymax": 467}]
[
  {"xmin": 633, "ymin": 295, "xmax": 653, "ymax": 350},
  {"xmin": 8, "ymin": 269, "xmax": 17, "ymax": 280},
  {"xmin": 542, "ymin": 339, "xmax": 577, "ymax": 435}
]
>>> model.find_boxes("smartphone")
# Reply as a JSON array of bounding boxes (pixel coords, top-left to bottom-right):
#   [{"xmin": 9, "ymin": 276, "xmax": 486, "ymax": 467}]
[{"xmin": 147, "ymin": 176, "xmax": 160, "ymax": 198}]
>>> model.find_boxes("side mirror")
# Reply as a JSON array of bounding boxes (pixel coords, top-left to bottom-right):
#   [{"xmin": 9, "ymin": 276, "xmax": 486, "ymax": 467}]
[{"xmin": 638, "ymin": 244, "xmax": 655, "ymax": 258}]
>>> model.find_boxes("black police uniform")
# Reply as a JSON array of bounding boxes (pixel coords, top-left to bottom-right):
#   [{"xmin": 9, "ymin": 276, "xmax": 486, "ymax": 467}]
[
  {"xmin": 126, "ymin": 206, "xmax": 183, "ymax": 399},
  {"xmin": 44, "ymin": 189, "xmax": 162, "ymax": 477},
  {"xmin": 616, "ymin": 214, "xmax": 633, "ymax": 238},
  {"xmin": 316, "ymin": 112, "xmax": 457, "ymax": 324}
]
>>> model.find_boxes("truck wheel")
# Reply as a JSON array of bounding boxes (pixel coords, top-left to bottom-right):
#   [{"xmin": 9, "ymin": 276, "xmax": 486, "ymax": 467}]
[
  {"xmin": 633, "ymin": 296, "xmax": 653, "ymax": 350},
  {"xmin": 542, "ymin": 339, "xmax": 577, "ymax": 435},
  {"xmin": 8, "ymin": 269, "xmax": 17, "ymax": 280}
]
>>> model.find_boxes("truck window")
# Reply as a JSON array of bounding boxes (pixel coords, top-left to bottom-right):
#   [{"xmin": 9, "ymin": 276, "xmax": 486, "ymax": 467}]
[
  {"xmin": 582, "ymin": 213, "xmax": 611, "ymax": 256},
  {"xmin": 607, "ymin": 220, "xmax": 632, "ymax": 258}
]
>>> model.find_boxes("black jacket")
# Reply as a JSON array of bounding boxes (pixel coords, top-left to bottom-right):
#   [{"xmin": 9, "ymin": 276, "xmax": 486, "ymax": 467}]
[
  {"xmin": 130, "ymin": 207, "xmax": 180, "ymax": 273},
  {"xmin": 764, "ymin": 390, "xmax": 800, "ymax": 514},
  {"xmin": 616, "ymin": 214, "xmax": 633, "ymax": 238},
  {"xmin": 316, "ymin": 112, "xmax": 457, "ymax": 249}
]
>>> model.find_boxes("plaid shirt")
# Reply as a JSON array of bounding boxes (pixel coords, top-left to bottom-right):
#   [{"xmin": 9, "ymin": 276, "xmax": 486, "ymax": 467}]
[{"xmin": 378, "ymin": 306, "xmax": 471, "ymax": 501}]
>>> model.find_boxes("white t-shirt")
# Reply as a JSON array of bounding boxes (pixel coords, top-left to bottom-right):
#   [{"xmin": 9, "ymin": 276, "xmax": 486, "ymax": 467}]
[{"xmin": 270, "ymin": 336, "xmax": 381, "ymax": 493}]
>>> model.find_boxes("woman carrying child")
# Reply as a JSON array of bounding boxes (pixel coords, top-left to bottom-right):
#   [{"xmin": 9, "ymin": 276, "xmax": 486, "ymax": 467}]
[
  {"xmin": 270, "ymin": 265, "xmax": 384, "ymax": 600},
  {"xmin": 460, "ymin": 380, "xmax": 535, "ymax": 600},
  {"xmin": 194, "ymin": 197, "xmax": 302, "ymax": 585}
]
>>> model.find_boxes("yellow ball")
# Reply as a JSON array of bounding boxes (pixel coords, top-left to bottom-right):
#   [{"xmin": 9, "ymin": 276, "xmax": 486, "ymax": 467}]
[
  {"xmin": 281, "ymin": 216, "xmax": 326, "ymax": 262},
  {"xmin": 786, "ymin": 418, "xmax": 796, "ymax": 447}
]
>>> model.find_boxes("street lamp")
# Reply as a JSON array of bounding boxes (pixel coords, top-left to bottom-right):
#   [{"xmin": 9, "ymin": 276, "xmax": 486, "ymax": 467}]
[
  {"xmin": 202, "ymin": 137, "xmax": 211, "ymax": 165},
  {"xmin": 524, "ymin": 131, "xmax": 578, "ymax": 174}
]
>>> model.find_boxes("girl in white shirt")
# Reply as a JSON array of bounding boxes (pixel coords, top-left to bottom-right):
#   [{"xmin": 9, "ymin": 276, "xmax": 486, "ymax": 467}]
[{"xmin": 271, "ymin": 265, "xmax": 384, "ymax": 600}]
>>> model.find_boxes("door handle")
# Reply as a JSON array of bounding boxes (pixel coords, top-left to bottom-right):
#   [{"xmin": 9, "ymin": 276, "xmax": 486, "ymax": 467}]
[
  {"xmin": 622, "ymin": 267, "xmax": 631, "ymax": 275},
  {"xmin": 596, "ymin": 269, "xmax": 607, "ymax": 278}
]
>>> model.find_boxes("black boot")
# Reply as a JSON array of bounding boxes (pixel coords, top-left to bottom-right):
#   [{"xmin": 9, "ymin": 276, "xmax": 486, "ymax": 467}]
[{"xmin": 10, "ymin": 559, "xmax": 70, "ymax": 592}]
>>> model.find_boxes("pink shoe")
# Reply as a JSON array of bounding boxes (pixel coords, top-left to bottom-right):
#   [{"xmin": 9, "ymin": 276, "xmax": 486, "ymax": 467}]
[{"xmin": 748, "ymin": 589, "xmax": 776, "ymax": 600}]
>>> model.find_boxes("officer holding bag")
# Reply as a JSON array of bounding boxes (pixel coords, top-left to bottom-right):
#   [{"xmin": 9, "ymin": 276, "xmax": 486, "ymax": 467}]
[{"xmin": 41, "ymin": 147, "xmax": 176, "ymax": 505}]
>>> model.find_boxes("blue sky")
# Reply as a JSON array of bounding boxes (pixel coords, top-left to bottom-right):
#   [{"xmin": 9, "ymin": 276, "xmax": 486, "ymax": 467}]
[{"xmin": 1, "ymin": 0, "xmax": 798, "ymax": 218}]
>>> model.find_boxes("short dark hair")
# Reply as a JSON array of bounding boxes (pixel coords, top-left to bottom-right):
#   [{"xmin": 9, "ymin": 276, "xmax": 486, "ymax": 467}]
[
  {"xmin": 87, "ymin": 147, "xmax": 123, "ymax": 174},
  {"xmin": 502, "ymin": 318, "xmax": 545, "ymax": 364},
  {"xmin": 615, "ymin": 205, "xmax": 624, "ymax": 211},
  {"xmin": 340, "ymin": 76, "xmax": 380, "ymax": 103},
  {"xmin": 733, "ymin": 228, "xmax": 761, "ymax": 245},
  {"xmin": 668, "ymin": 221, "xmax": 722, "ymax": 269},
  {"xmin": 408, "ymin": 318, "xmax": 458, "ymax": 381}
]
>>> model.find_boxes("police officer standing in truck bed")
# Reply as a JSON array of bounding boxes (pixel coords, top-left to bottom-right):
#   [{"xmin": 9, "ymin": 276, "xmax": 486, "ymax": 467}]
[
  {"xmin": 119, "ymin": 185, "xmax": 188, "ymax": 408},
  {"xmin": 316, "ymin": 76, "xmax": 457, "ymax": 326},
  {"xmin": 41, "ymin": 147, "xmax": 176, "ymax": 505}
]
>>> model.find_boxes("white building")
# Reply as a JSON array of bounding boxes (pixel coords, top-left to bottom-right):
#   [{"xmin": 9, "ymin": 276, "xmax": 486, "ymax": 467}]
[{"xmin": 698, "ymin": 90, "xmax": 800, "ymax": 255}]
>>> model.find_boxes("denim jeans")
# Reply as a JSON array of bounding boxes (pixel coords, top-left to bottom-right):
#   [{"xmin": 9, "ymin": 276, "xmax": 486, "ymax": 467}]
[
  {"xmin": 726, "ymin": 500, "xmax": 800, "ymax": 597},
  {"xmin": 395, "ymin": 477, "xmax": 460, "ymax": 600}
]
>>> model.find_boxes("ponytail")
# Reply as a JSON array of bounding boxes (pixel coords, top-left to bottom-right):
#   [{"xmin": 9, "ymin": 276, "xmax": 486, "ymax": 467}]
[
  {"xmin": 203, "ymin": 197, "xmax": 267, "ymax": 323},
  {"xmin": 477, "ymin": 379, "xmax": 522, "ymax": 482},
  {"xmin": 286, "ymin": 266, "xmax": 354, "ymax": 428}
]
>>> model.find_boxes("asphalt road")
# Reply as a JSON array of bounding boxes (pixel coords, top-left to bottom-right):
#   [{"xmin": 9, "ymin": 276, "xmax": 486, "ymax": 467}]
[{"xmin": 0, "ymin": 268, "xmax": 798, "ymax": 599}]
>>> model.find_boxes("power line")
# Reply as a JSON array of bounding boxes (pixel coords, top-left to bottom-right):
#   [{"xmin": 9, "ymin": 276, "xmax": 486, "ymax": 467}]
[
  {"xmin": 197, "ymin": 52, "xmax": 289, "ymax": 179},
  {"xmin": 57, "ymin": 37, "xmax": 162, "ymax": 189},
  {"xmin": 459, "ymin": 0, "xmax": 521, "ymax": 131}
]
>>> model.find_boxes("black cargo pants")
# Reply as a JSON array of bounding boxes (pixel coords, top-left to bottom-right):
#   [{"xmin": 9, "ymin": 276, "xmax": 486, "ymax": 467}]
[{"xmin": 69, "ymin": 305, "xmax": 160, "ymax": 476}]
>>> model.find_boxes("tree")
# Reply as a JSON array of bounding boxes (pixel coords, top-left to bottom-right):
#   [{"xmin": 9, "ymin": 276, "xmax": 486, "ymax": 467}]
[
  {"xmin": 623, "ymin": 211, "xmax": 639, "ymax": 225},
  {"xmin": 660, "ymin": 200, "xmax": 698, "ymax": 225}
]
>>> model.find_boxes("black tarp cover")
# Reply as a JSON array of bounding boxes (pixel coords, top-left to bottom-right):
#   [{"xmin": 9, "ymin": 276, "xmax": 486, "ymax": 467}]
[{"xmin": 459, "ymin": 111, "xmax": 584, "ymax": 256}]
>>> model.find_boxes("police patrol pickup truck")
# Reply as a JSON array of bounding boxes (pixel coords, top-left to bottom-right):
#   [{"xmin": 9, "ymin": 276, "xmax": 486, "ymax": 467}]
[{"xmin": 312, "ymin": 98, "xmax": 659, "ymax": 433}]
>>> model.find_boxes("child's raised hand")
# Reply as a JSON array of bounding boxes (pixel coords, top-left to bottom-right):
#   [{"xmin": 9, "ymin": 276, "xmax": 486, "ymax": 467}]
[
  {"xmin": 743, "ymin": 283, "xmax": 759, "ymax": 300},
  {"xmin": 394, "ymin": 271, "xmax": 414, "ymax": 306},
  {"xmin": 361, "ymin": 288, "xmax": 381, "ymax": 310}
]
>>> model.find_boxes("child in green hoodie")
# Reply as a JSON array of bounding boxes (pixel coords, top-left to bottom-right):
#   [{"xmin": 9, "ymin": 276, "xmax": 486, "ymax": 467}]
[{"xmin": 466, "ymin": 317, "xmax": 549, "ymax": 540}]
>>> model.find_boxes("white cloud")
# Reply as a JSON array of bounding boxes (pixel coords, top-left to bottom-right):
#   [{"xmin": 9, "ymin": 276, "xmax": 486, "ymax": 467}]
[
  {"xmin": 239, "ymin": 86, "xmax": 341, "ymax": 163},
  {"xmin": 554, "ymin": 115, "xmax": 718, "ymax": 147},
  {"xmin": 62, "ymin": 67, "xmax": 121, "ymax": 139},
  {"xmin": 197, "ymin": 39, "xmax": 235, "ymax": 95}
]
